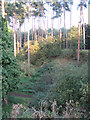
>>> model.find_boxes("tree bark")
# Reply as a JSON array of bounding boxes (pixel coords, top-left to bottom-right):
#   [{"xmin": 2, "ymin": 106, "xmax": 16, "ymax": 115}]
[
  {"xmin": 83, "ymin": 21, "xmax": 85, "ymax": 49},
  {"xmin": 58, "ymin": 18, "xmax": 59, "ymax": 37},
  {"xmin": 51, "ymin": 0, "xmax": 53, "ymax": 39},
  {"xmin": 12, "ymin": 17, "xmax": 14, "ymax": 44},
  {"xmin": 77, "ymin": 22, "xmax": 80, "ymax": 66},
  {"xmin": 42, "ymin": 0, "xmax": 47, "ymax": 39},
  {"xmin": 80, "ymin": 24, "xmax": 82, "ymax": 50},
  {"xmin": 63, "ymin": 7, "xmax": 66, "ymax": 48},
  {"xmin": 38, "ymin": 14, "xmax": 40, "ymax": 40},
  {"xmin": 1, "ymin": 0, "xmax": 5, "ymax": 18},
  {"xmin": 41, "ymin": 17, "xmax": 43, "ymax": 39},
  {"xmin": 70, "ymin": 3, "xmax": 72, "ymax": 29},
  {"xmin": 19, "ymin": 22, "xmax": 22, "ymax": 49},
  {"xmin": 77, "ymin": 0, "xmax": 85, "ymax": 65},
  {"xmin": 24, "ymin": 18, "xmax": 26, "ymax": 45},
  {"xmin": 32, "ymin": 16, "xmax": 33, "ymax": 40},
  {"xmin": 70, "ymin": 2, "xmax": 72, "ymax": 49},
  {"xmin": 17, "ymin": 30, "xmax": 19, "ymax": 53},
  {"xmin": 66, "ymin": 29, "xmax": 68, "ymax": 48},
  {"xmin": 14, "ymin": 1, "xmax": 16, "ymax": 57},
  {"xmin": 47, "ymin": 2, "xmax": 49, "ymax": 39},
  {"xmin": 28, "ymin": 29, "xmax": 30, "ymax": 65},
  {"xmin": 28, "ymin": 1, "xmax": 31, "ymax": 65},
  {"xmin": 60, "ymin": 17, "xmax": 62, "ymax": 49},
  {"xmin": 82, "ymin": 7, "xmax": 85, "ymax": 50},
  {"xmin": 14, "ymin": 31, "xmax": 16, "ymax": 57},
  {"xmin": 34, "ymin": 17, "xmax": 37, "ymax": 41}
]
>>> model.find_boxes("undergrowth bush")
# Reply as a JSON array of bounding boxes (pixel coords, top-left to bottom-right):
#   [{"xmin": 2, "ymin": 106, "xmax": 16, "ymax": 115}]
[
  {"xmin": 17, "ymin": 36, "xmax": 61, "ymax": 66},
  {"xmin": 2, "ymin": 18, "xmax": 20, "ymax": 99},
  {"xmin": 45, "ymin": 62, "xmax": 88, "ymax": 109},
  {"xmin": 61, "ymin": 49, "xmax": 74, "ymax": 58}
]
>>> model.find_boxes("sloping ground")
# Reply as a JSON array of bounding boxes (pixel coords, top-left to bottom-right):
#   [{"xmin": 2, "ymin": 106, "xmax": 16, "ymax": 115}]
[
  {"xmin": 7, "ymin": 57, "xmax": 71, "ymax": 104},
  {"xmin": 5, "ymin": 53, "xmax": 88, "ymax": 118},
  {"xmin": 7, "ymin": 55, "xmax": 88, "ymax": 104},
  {"xmin": 8, "ymin": 92, "xmax": 33, "ymax": 98}
]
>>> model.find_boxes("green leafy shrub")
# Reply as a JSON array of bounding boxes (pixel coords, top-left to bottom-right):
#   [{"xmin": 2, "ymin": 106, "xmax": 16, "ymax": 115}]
[
  {"xmin": 17, "ymin": 36, "xmax": 61, "ymax": 66},
  {"xmin": 45, "ymin": 62, "xmax": 88, "ymax": 108},
  {"xmin": 2, "ymin": 18, "xmax": 20, "ymax": 99},
  {"xmin": 61, "ymin": 49, "xmax": 74, "ymax": 58},
  {"xmin": 67, "ymin": 26, "xmax": 78, "ymax": 50},
  {"xmin": 7, "ymin": 95, "xmax": 31, "ymax": 105}
]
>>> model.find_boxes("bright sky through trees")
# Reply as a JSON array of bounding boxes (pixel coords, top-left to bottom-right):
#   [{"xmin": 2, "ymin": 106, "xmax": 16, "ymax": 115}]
[{"xmin": 20, "ymin": 0, "xmax": 88, "ymax": 32}]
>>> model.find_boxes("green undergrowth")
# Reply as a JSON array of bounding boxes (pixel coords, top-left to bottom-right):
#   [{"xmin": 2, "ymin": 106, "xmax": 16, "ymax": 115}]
[
  {"xmin": 16, "ymin": 53, "xmax": 88, "ymax": 108},
  {"xmin": 4, "ymin": 49, "xmax": 88, "ymax": 118},
  {"xmin": 14, "ymin": 50, "xmax": 88, "ymax": 108},
  {"xmin": 2, "ymin": 103, "xmax": 12, "ymax": 119},
  {"xmin": 7, "ymin": 95, "xmax": 32, "ymax": 105}
]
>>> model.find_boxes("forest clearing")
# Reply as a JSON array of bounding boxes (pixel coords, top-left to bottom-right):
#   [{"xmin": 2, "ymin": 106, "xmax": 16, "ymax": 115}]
[{"xmin": 1, "ymin": 0, "xmax": 89, "ymax": 119}]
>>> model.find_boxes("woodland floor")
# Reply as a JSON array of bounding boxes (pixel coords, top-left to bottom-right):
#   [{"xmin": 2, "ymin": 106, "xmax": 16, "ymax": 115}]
[{"xmin": 3, "ymin": 53, "xmax": 88, "ymax": 118}]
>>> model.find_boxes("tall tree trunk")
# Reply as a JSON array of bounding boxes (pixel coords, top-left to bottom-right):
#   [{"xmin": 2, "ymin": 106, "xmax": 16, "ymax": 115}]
[
  {"xmin": 47, "ymin": 3, "xmax": 49, "ymax": 39},
  {"xmin": 60, "ymin": 17, "xmax": 62, "ymax": 49},
  {"xmin": 1, "ymin": 0, "xmax": 5, "ymax": 18},
  {"xmin": 28, "ymin": 1, "xmax": 31, "ymax": 65},
  {"xmin": 42, "ymin": 18, "xmax": 43, "ymax": 39},
  {"xmin": 70, "ymin": 2, "xmax": 72, "ymax": 49},
  {"xmin": 80, "ymin": 7, "xmax": 83, "ymax": 50},
  {"xmin": 34, "ymin": 17, "xmax": 37, "ymax": 41},
  {"xmin": 12, "ymin": 17, "xmax": 14, "ymax": 43},
  {"xmin": 80, "ymin": 24, "xmax": 83, "ymax": 50},
  {"xmin": 70, "ymin": 3, "xmax": 72, "ymax": 29},
  {"xmin": 42, "ymin": 2, "xmax": 47, "ymax": 39},
  {"xmin": 83, "ymin": 20, "xmax": 85, "ymax": 49},
  {"xmin": 51, "ymin": 0, "xmax": 53, "ymax": 39},
  {"xmin": 19, "ymin": 22, "xmax": 21, "ymax": 49},
  {"xmin": 24, "ymin": 18, "xmax": 26, "ymax": 45},
  {"xmin": 82, "ymin": 6, "xmax": 85, "ymax": 50},
  {"xmin": 66, "ymin": 29, "xmax": 68, "ymax": 48},
  {"xmin": 38, "ymin": 14, "xmax": 40, "ymax": 40},
  {"xmin": 64, "ymin": 2, "xmax": 68, "ymax": 49},
  {"xmin": 46, "ymin": 14, "xmax": 48, "ymax": 39},
  {"xmin": 77, "ymin": 22, "xmax": 80, "ymax": 66},
  {"xmin": 28, "ymin": 29, "xmax": 30, "ymax": 65},
  {"xmin": 63, "ymin": 7, "xmax": 66, "ymax": 48},
  {"xmin": 52, "ymin": 11, "xmax": 54, "ymax": 38},
  {"xmin": 14, "ymin": 30, "xmax": 16, "ymax": 57},
  {"xmin": 14, "ymin": 1, "xmax": 16, "ymax": 57},
  {"xmin": 44, "ymin": 21, "xmax": 47, "ymax": 39},
  {"xmin": 17, "ymin": 30, "xmax": 19, "ymax": 53},
  {"xmin": 58, "ymin": 18, "xmax": 60, "ymax": 37},
  {"xmin": 32, "ymin": 16, "xmax": 33, "ymax": 40},
  {"xmin": 41, "ymin": 0, "xmax": 43, "ymax": 39},
  {"xmin": 77, "ymin": 1, "xmax": 85, "ymax": 65}
]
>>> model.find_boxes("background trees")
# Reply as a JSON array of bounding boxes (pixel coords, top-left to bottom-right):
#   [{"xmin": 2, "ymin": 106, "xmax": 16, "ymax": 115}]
[
  {"xmin": 77, "ymin": 0, "xmax": 87, "ymax": 65},
  {"xmin": 3, "ymin": 0, "xmax": 88, "ymax": 66},
  {"xmin": 1, "ymin": 0, "xmax": 89, "ymax": 119}
]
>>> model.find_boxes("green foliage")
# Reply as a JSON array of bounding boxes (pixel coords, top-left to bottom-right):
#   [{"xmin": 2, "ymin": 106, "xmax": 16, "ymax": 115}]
[
  {"xmin": 18, "ymin": 36, "xmax": 61, "ymax": 66},
  {"xmin": 5, "ymin": 2, "xmax": 25, "ymax": 25},
  {"xmin": 2, "ymin": 103, "xmax": 12, "ymax": 119},
  {"xmin": 45, "ymin": 61, "xmax": 88, "ymax": 108},
  {"xmin": 7, "ymin": 95, "xmax": 31, "ymax": 105},
  {"xmin": 67, "ymin": 26, "xmax": 78, "ymax": 50},
  {"xmin": 61, "ymin": 49, "xmax": 74, "ymax": 58},
  {"xmin": 2, "ymin": 18, "xmax": 20, "ymax": 99}
]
